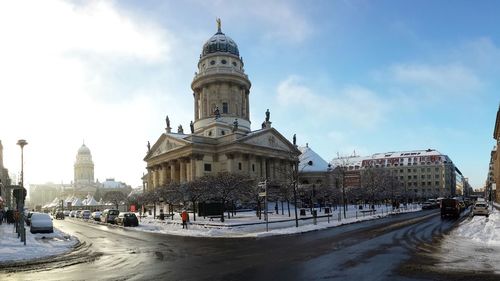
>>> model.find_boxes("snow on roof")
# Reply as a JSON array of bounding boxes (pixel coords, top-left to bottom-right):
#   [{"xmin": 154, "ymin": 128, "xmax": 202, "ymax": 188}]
[
  {"xmin": 370, "ymin": 149, "xmax": 444, "ymax": 159},
  {"xmin": 298, "ymin": 145, "xmax": 330, "ymax": 172},
  {"xmin": 330, "ymin": 155, "xmax": 370, "ymax": 168}
]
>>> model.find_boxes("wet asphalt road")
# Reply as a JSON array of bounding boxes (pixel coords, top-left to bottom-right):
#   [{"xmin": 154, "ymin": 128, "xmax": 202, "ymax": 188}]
[{"xmin": 1, "ymin": 209, "xmax": 495, "ymax": 281}]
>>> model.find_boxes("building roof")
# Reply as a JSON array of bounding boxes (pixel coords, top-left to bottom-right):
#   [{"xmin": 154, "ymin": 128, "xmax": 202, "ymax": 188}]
[
  {"xmin": 202, "ymin": 25, "xmax": 239, "ymax": 58},
  {"xmin": 298, "ymin": 145, "xmax": 330, "ymax": 172}
]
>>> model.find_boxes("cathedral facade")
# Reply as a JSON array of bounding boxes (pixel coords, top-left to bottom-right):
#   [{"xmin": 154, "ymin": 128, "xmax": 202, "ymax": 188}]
[{"xmin": 144, "ymin": 22, "xmax": 300, "ymax": 190}]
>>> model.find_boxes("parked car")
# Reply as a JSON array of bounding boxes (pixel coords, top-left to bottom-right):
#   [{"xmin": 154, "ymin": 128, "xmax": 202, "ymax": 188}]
[
  {"xmin": 30, "ymin": 213, "xmax": 54, "ymax": 234},
  {"xmin": 115, "ymin": 212, "xmax": 139, "ymax": 227},
  {"xmin": 422, "ymin": 202, "xmax": 434, "ymax": 210},
  {"xmin": 69, "ymin": 210, "xmax": 76, "ymax": 217},
  {"xmin": 81, "ymin": 210, "xmax": 91, "ymax": 220},
  {"xmin": 472, "ymin": 202, "xmax": 489, "ymax": 217},
  {"xmin": 55, "ymin": 211, "xmax": 65, "ymax": 220},
  {"xmin": 91, "ymin": 211, "xmax": 101, "ymax": 221},
  {"xmin": 101, "ymin": 209, "xmax": 120, "ymax": 224},
  {"xmin": 75, "ymin": 210, "xmax": 82, "ymax": 218},
  {"xmin": 441, "ymin": 198, "xmax": 461, "ymax": 218},
  {"xmin": 26, "ymin": 212, "xmax": 34, "ymax": 226},
  {"xmin": 63, "ymin": 210, "xmax": 70, "ymax": 216}
]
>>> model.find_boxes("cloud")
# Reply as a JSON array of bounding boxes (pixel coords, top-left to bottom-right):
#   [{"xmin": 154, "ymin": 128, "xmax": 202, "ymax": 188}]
[
  {"xmin": 277, "ymin": 75, "xmax": 388, "ymax": 127},
  {"xmin": 389, "ymin": 62, "xmax": 482, "ymax": 95},
  {"xmin": 204, "ymin": 0, "xmax": 312, "ymax": 43},
  {"xmin": 0, "ymin": 0, "xmax": 173, "ymax": 187}
]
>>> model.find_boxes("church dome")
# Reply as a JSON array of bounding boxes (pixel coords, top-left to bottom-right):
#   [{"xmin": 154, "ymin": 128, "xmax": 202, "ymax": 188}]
[
  {"xmin": 78, "ymin": 144, "xmax": 91, "ymax": 155},
  {"xmin": 201, "ymin": 24, "xmax": 239, "ymax": 58}
]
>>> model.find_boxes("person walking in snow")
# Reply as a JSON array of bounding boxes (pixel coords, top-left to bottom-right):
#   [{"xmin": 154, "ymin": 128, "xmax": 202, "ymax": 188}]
[{"xmin": 181, "ymin": 210, "xmax": 188, "ymax": 229}]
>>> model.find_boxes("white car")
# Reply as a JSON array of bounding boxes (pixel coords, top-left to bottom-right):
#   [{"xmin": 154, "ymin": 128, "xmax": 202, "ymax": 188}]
[
  {"xmin": 63, "ymin": 210, "xmax": 70, "ymax": 216},
  {"xmin": 81, "ymin": 210, "xmax": 91, "ymax": 220},
  {"xmin": 472, "ymin": 202, "xmax": 489, "ymax": 217},
  {"xmin": 91, "ymin": 211, "xmax": 101, "ymax": 221},
  {"xmin": 30, "ymin": 213, "xmax": 54, "ymax": 234}
]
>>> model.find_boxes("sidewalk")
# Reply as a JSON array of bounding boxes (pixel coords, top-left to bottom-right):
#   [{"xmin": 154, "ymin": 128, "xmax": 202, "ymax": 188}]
[
  {"xmin": 0, "ymin": 222, "xmax": 78, "ymax": 265},
  {"xmin": 129, "ymin": 204, "xmax": 422, "ymax": 238}
]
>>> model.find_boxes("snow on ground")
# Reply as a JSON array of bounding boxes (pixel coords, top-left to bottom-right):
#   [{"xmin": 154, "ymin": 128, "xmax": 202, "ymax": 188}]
[
  {"xmin": 449, "ymin": 202, "xmax": 500, "ymax": 245},
  {"xmin": 126, "ymin": 203, "xmax": 422, "ymax": 238},
  {"xmin": 435, "ymin": 202, "xmax": 500, "ymax": 273},
  {"xmin": 0, "ymin": 222, "xmax": 78, "ymax": 264}
]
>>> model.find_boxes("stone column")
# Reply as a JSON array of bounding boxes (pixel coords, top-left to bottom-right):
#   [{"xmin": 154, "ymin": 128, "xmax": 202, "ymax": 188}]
[
  {"xmin": 226, "ymin": 153, "xmax": 234, "ymax": 173},
  {"xmin": 147, "ymin": 168, "xmax": 153, "ymax": 190},
  {"xmin": 170, "ymin": 161, "xmax": 177, "ymax": 183},
  {"xmin": 153, "ymin": 166, "xmax": 159, "ymax": 188},
  {"xmin": 162, "ymin": 163, "xmax": 169, "ymax": 185},
  {"xmin": 180, "ymin": 159, "xmax": 186, "ymax": 183}
]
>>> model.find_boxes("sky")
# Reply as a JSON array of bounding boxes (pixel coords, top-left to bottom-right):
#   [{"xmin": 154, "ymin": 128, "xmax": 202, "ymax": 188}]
[{"xmin": 0, "ymin": 0, "xmax": 499, "ymax": 190}]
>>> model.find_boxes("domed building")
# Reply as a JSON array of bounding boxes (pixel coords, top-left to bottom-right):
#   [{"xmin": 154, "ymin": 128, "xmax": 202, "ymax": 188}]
[
  {"xmin": 144, "ymin": 20, "xmax": 300, "ymax": 189},
  {"xmin": 74, "ymin": 143, "xmax": 95, "ymax": 186}
]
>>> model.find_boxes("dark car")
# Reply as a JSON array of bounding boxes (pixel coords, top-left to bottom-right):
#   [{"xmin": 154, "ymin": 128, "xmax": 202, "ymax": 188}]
[
  {"xmin": 55, "ymin": 211, "xmax": 65, "ymax": 220},
  {"xmin": 115, "ymin": 212, "xmax": 139, "ymax": 227},
  {"xmin": 26, "ymin": 212, "xmax": 34, "ymax": 226},
  {"xmin": 441, "ymin": 198, "xmax": 461, "ymax": 218}
]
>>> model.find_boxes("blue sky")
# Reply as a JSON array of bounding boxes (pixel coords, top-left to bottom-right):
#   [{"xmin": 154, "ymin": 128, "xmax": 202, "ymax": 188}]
[{"xmin": 0, "ymin": 0, "xmax": 498, "ymax": 189}]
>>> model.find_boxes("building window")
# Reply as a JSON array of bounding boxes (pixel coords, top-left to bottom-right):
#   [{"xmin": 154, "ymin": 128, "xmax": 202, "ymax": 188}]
[
  {"xmin": 221, "ymin": 59, "xmax": 227, "ymax": 64},
  {"xmin": 210, "ymin": 60, "xmax": 216, "ymax": 65},
  {"xmin": 222, "ymin": 102, "xmax": 228, "ymax": 113},
  {"xmin": 435, "ymin": 181, "xmax": 440, "ymax": 185},
  {"xmin": 232, "ymin": 61, "xmax": 237, "ymax": 67},
  {"xmin": 221, "ymin": 130, "xmax": 225, "ymax": 135},
  {"xmin": 427, "ymin": 168, "xmax": 431, "ymax": 172},
  {"xmin": 238, "ymin": 162, "xmax": 242, "ymax": 170},
  {"xmin": 204, "ymin": 163, "xmax": 212, "ymax": 172},
  {"xmin": 252, "ymin": 164, "xmax": 255, "ymax": 172},
  {"xmin": 408, "ymin": 176, "xmax": 412, "ymax": 180}
]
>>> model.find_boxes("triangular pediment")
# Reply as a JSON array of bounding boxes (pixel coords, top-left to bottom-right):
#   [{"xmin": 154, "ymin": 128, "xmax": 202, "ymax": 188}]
[
  {"xmin": 239, "ymin": 128, "xmax": 299, "ymax": 154},
  {"xmin": 145, "ymin": 133, "xmax": 190, "ymax": 160}
]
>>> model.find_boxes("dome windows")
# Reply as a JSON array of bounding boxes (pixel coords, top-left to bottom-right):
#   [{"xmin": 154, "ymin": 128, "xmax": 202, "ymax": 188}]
[
  {"xmin": 232, "ymin": 61, "xmax": 237, "ymax": 67},
  {"xmin": 210, "ymin": 60, "xmax": 216, "ymax": 65},
  {"xmin": 221, "ymin": 59, "xmax": 227, "ymax": 64}
]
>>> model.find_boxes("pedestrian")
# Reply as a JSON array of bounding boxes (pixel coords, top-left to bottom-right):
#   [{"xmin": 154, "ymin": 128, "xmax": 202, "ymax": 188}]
[
  {"xmin": 0, "ymin": 208, "xmax": 4, "ymax": 225},
  {"xmin": 181, "ymin": 210, "xmax": 188, "ymax": 229}
]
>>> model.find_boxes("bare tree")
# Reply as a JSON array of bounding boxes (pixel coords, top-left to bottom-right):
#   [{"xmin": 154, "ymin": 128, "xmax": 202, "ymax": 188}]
[
  {"xmin": 360, "ymin": 167, "xmax": 387, "ymax": 208},
  {"xmin": 201, "ymin": 172, "xmax": 253, "ymax": 222},
  {"xmin": 103, "ymin": 190, "xmax": 127, "ymax": 209},
  {"xmin": 155, "ymin": 183, "xmax": 182, "ymax": 217},
  {"xmin": 179, "ymin": 179, "xmax": 209, "ymax": 221}
]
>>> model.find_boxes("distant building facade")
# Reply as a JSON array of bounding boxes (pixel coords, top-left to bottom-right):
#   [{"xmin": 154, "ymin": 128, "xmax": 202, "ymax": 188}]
[
  {"xmin": 0, "ymin": 140, "xmax": 12, "ymax": 207},
  {"xmin": 330, "ymin": 149, "xmax": 457, "ymax": 199},
  {"xmin": 74, "ymin": 143, "xmax": 95, "ymax": 186},
  {"xmin": 144, "ymin": 22, "xmax": 299, "ymax": 190},
  {"xmin": 493, "ymin": 104, "xmax": 500, "ymax": 203},
  {"xmin": 29, "ymin": 144, "xmax": 130, "ymax": 208}
]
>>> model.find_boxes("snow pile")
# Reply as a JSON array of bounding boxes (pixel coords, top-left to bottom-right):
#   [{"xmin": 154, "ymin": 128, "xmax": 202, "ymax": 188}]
[
  {"xmin": 449, "ymin": 206, "xmax": 500, "ymax": 245},
  {"xmin": 0, "ymin": 223, "xmax": 78, "ymax": 264}
]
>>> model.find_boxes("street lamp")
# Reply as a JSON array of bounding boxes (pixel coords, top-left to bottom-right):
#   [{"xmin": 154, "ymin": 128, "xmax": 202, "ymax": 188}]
[{"xmin": 17, "ymin": 139, "xmax": 27, "ymax": 246}]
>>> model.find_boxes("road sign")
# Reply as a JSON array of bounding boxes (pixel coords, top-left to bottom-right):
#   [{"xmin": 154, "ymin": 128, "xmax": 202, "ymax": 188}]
[{"xmin": 259, "ymin": 192, "xmax": 266, "ymax": 197}]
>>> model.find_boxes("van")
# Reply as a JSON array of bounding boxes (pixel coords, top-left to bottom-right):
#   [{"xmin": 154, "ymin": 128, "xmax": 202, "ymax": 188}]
[
  {"xmin": 101, "ymin": 209, "xmax": 120, "ymax": 224},
  {"xmin": 440, "ymin": 198, "xmax": 461, "ymax": 218}
]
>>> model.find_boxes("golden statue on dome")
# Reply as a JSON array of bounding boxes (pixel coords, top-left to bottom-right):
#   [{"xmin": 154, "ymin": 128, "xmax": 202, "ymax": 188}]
[{"xmin": 216, "ymin": 18, "xmax": 221, "ymax": 32}]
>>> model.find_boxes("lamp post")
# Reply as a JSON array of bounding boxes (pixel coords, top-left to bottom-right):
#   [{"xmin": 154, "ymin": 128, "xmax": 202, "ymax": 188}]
[{"xmin": 17, "ymin": 139, "xmax": 28, "ymax": 246}]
